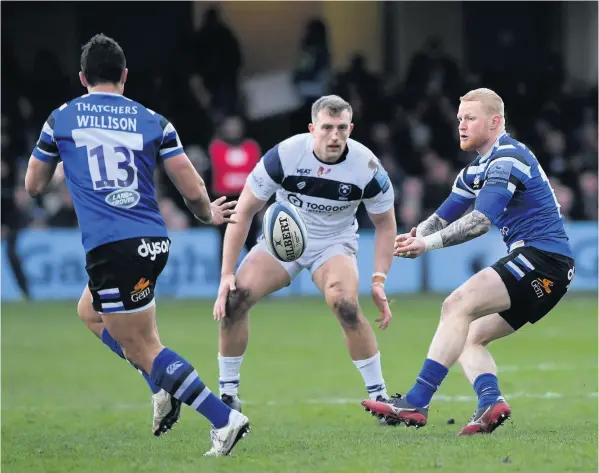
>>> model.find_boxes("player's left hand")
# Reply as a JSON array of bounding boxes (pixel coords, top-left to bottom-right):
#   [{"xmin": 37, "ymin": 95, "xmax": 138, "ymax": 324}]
[
  {"xmin": 210, "ymin": 196, "xmax": 237, "ymax": 226},
  {"xmin": 371, "ymin": 283, "xmax": 392, "ymax": 329},
  {"xmin": 394, "ymin": 236, "xmax": 426, "ymax": 258}
]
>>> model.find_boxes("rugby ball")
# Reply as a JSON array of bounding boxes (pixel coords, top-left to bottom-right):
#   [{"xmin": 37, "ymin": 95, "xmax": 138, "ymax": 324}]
[{"xmin": 262, "ymin": 201, "xmax": 308, "ymax": 262}]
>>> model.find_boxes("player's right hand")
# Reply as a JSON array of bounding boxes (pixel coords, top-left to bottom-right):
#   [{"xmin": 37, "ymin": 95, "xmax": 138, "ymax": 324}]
[
  {"xmin": 210, "ymin": 196, "xmax": 237, "ymax": 226},
  {"xmin": 371, "ymin": 283, "xmax": 392, "ymax": 329},
  {"xmin": 214, "ymin": 274, "xmax": 237, "ymax": 321},
  {"xmin": 395, "ymin": 227, "xmax": 416, "ymax": 246}
]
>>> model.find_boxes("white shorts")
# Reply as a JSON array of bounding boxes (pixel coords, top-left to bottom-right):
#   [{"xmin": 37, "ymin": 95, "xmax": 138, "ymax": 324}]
[{"xmin": 248, "ymin": 234, "xmax": 359, "ymax": 282}]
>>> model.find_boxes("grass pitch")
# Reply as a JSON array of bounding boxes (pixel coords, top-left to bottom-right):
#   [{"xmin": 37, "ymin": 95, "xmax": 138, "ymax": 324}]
[{"xmin": 2, "ymin": 294, "xmax": 597, "ymax": 472}]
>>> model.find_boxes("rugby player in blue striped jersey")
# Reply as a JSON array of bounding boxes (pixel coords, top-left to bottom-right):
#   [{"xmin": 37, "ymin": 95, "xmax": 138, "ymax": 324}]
[
  {"xmin": 24, "ymin": 34, "xmax": 249, "ymax": 456},
  {"xmin": 363, "ymin": 88, "xmax": 575, "ymax": 435}
]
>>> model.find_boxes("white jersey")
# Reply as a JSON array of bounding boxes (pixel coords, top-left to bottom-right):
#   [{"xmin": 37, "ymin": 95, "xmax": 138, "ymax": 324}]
[{"xmin": 247, "ymin": 133, "xmax": 394, "ymax": 240}]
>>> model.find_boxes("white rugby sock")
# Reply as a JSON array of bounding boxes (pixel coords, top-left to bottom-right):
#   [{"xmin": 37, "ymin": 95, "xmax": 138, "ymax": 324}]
[
  {"xmin": 218, "ymin": 353, "xmax": 244, "ymax": 396},
  {"xmin": 353, "ymin": 351, "xmax": 388, "ymax": 400}
]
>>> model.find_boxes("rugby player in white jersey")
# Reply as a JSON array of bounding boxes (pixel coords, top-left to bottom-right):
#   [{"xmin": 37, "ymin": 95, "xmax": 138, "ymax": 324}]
[{"xmin": 212, "ymin": 95, "xmax": 397, "ymax": 420}]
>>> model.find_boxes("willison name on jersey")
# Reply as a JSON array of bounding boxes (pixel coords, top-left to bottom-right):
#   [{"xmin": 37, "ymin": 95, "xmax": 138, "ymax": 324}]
[{"xmin": 76, "ymin": 114, "xmax": 137, "ymax": 132}]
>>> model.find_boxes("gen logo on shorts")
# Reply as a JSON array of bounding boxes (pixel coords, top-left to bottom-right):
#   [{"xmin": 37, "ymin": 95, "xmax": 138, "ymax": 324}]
[{"xmin": 130, "ymin": 277, "xmax": 152, "ymax": 303}]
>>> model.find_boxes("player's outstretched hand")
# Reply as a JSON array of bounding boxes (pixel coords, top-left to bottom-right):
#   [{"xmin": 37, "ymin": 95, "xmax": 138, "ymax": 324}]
[
  {"xmin": 395, "ymin": 227, "xmax": 416, "ymax": 246},
  {"xmin": 371, "ymin": 283, "xmax": 392, "ymax": 329},
  {"xmin": 210, "ymin": 196, "xmax": 237, "ymax": 226},
  {"xmin": 394, "ymin": 236, "xmax": 426, "ymax": 259},
  {"xmin": 214, "ymin": 274, "xmax": 236, "ymax": 321}
]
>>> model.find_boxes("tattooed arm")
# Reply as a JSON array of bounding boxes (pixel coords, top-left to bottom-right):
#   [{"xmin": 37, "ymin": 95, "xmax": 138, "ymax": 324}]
[
  {"xmin": 436, "ymin": 210, "xmax": 491, "ymax": 248},
  {"xmin": 416, "ymin": 213, "xmax": 449, "ymax": 237},
  {"xmin": 423, "ymin": 210, "xmax": 491, "ymax": 251},
  {"xmin": 394, "ymin": 210, "xmax": 491, "ymax": 258}
]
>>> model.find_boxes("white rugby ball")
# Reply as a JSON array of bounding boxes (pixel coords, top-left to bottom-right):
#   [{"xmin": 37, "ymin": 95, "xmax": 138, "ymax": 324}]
[{"xmin": 262, "ymin": 201, "xmax": 308, "ymax": 262}]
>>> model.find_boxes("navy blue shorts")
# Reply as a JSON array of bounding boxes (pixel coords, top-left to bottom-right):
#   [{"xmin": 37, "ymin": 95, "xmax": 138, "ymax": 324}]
[
  {"xmin": 85, "ymin": 237, "xmax": 170, "ymax": 314},
  {"xmin": 491, "ymin": 246, "xmax": 575, "ymax": 330}
]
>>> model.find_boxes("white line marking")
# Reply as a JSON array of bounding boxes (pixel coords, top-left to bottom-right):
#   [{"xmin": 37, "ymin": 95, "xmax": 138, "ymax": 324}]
[
  {"xmin": 2, "ymin": 392, "xmax": 596, "ymax": 413},
  {"xmin": 497, "ymin": 362, "xmax": 597, "ymax": 373}
]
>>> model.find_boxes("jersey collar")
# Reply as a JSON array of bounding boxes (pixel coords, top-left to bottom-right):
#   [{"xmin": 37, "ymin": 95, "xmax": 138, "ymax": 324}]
[
  {"xmin": 479, "ymin": 131, "xmax": 507, "ymax": 162},
  {"xmin": 312, "ymin": 143, "xmax": 349, "ymax": 165},
  {"xmin": 85, "ymin": 91, "xmax": 123, "ymax": 97}
]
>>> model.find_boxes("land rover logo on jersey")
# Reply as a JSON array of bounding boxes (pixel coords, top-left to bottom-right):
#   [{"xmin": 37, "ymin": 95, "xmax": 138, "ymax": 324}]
[
  {"xmin": 105, "ymin": 189, "xmax": 140, "ymax": 208},
  {"xmin": 339, "ymin": 183, "xmax": 351, "ymax": 197}
]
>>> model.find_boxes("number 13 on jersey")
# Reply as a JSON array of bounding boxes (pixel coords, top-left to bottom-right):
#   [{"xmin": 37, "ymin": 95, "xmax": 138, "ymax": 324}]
[{"xmin": 73, "ymin": 128, "xmax": 143, "ymax": 190}]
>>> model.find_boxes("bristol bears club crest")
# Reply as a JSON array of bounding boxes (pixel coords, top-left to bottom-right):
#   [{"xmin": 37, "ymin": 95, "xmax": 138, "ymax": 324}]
[{"xmin": 338, "ymin": 183, "xmax": 351, "ymax": 199}]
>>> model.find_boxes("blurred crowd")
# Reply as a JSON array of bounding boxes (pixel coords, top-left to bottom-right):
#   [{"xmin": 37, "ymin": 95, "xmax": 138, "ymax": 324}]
[{"xmin": 2, "ymin": 7, "xmax": 597, "ymax": 241}]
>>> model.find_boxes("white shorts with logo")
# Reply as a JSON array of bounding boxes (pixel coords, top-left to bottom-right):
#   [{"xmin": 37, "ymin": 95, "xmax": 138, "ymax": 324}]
[{"xmin": 248, "ymin": 233, "xmax": 359, "ymax": 282}]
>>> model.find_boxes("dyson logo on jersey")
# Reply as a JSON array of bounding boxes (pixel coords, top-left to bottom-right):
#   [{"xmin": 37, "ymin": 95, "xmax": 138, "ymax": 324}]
[
  {"xmin": 105, "ymin": 189, "xmax": 140, "ymax": 209},
  {"xmin": 137, "ymin": 239, "xmax": 170, "ymax": 261}
]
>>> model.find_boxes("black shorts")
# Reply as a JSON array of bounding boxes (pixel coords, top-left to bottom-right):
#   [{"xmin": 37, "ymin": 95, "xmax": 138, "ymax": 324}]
[
  {"xmin": 491, "ymin": 246, "xmax": 575, "ymax": 331},
  {"xmin": 85, "ymin": 237, "xmax": 170, "ymax": 314}
]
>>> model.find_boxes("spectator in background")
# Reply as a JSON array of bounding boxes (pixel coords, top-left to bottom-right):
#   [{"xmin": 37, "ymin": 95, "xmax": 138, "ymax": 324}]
[
  {"xmin": 420, "ymin": 150, "xmax": 454, "ymax": 216},
  {"xmin": 540, "ymin": 129, "xmax": 577, "ymax": 188},
  {"xmin": 404, "ymin": 35, "xmax": 460, "ymax": 100},
  {"xmin": 189, "ymin": 6, "xmax": 243, "ymax": 122},
  {"xmin": 159, "ymin": 197, "xmax": 190, "ymax": 230},
  {"xmin": 28, "ymin": 50, "xmax": 72, "ymax": 127},
  {"xmin": 398, "ymin": 177, "xmax": 424, "ymax": 231},
  {"xmin": 336, "ymin": 54, "xmax": 381, "ymax": 124},
  {"xmin": 208, "ymin": 116, "xmax": 261, "ymax": 261},
  {"xmin": 356, "ymin": 122, "xmax": 405, "ymax": 229},
  {"xmin": 292, "ymin": 19, "xmax": 331, "ymax": 133},
  {"xmin": 577, "ymin": 171, "xmax": 598, "ymax": 221},
  {"xmin": 551, "ymin": 177, "xmax": 575, "ymax": 221},
  {"xmin": 45, "ymin": 187, "xmax": 78, "ymax": 228},
  {"xmin": 1, "ymin": 117, "xmax": 30, "ymax": 299},
  {"xmin": 573, "ymin": 108, "xmax": 598, "ymax": 173}
]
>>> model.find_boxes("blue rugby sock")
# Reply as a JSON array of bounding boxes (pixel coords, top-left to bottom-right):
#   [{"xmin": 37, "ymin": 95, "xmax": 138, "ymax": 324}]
[
  {"xmin": 406, "ymin": 358, "xmax": 449, "ymax": 408},
  {"xmin": 473, "ymin": 373, "xmax": 502, "ymax": 409},
  {"xmin": 150, "ymin": 347, "xmax": 231, "ymax": 428},
  {"xmin": 101, "ymin": 328, "xmax": 160, "ymax": 394}
]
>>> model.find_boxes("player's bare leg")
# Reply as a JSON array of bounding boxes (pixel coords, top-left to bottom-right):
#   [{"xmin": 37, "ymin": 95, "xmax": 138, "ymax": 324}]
[
  {"xmin": 427, "ymin": 269, "xmax": 510, "ymax": 364},
  {"xmin": 313, "ymin": 255, "xmax": 390, "ymax": 405},
  {"xmin": 218, "ymin": 248, "xmax": 291, "ymax": 410},
  {"xmin": 77, "ymin": 286, "xmax": 105, "ymax": 337},
  {"xmin": 456, "ymin": 313, "xmax": 514, "ymax": 435},
  {"xmin": 363, "ymin": 268, "xmax": 511, "ymax": 427},
  {"xmin": 77, "ymin": 286, "xmax": 180, "ymax": 435},
  {"xmin": 102, "ymin": 306, "xmax": 250, "ymax": 455}
]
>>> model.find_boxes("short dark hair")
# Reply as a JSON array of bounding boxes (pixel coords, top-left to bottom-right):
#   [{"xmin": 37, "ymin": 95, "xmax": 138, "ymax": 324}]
[{"xmin": 80, "ymin": 34, "xmax": 126, "ymax": 86}]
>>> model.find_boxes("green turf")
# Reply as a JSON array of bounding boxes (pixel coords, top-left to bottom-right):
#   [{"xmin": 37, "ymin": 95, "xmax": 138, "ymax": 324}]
[{"xmin": 2, "ymin": 294, "xmax": 597, "ymax": 472}]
